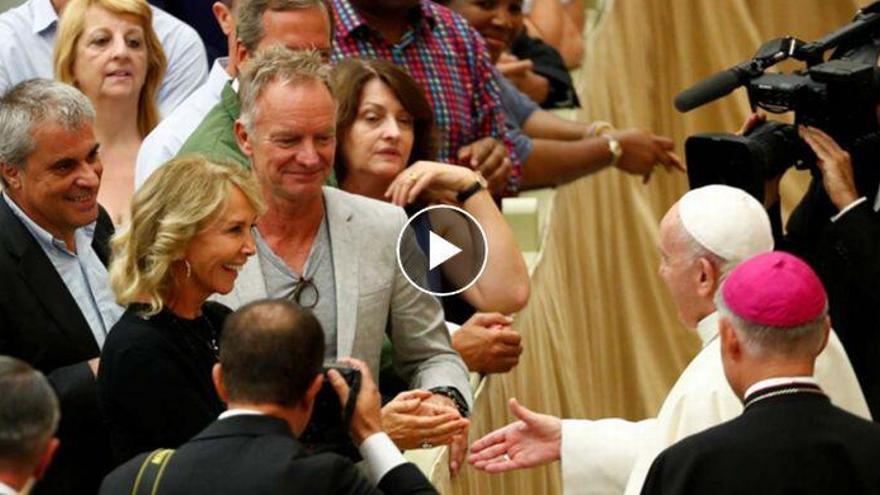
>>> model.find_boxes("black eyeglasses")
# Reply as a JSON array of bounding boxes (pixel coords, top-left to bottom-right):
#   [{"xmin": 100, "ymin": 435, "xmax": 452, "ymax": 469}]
[{"xmin": 291, "ymin": 276, "xmax": 319, "ymax": 309}]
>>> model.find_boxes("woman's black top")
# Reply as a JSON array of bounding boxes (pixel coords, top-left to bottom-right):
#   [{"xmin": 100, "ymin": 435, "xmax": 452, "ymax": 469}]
[{"xmin": 97, "ymin": 302, "xmax": 230, "ymax": 465}]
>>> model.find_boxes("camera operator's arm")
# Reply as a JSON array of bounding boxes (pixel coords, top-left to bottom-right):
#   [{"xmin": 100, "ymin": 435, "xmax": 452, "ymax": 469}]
[
  {"xmin": 798, "ymin": 126, "xmax": 880, "ymax": 301},
  {"xmin": 329, "ymin": 358, "xmax": 438, "ymax": 495}
]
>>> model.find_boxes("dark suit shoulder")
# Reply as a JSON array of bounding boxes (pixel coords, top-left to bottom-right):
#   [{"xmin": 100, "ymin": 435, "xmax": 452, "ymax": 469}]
[
  {"xmin": 644, "ymin": 398, "xmax": 880, "ymax": 495},
  {"xmin": 98, "ymin": 452, "xmax": 151, "ymax": 495}
]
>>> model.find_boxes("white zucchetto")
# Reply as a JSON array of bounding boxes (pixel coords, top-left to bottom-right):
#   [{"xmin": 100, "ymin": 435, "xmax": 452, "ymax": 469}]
[{"xmin": 678, "ymin": 185, "xmax": 774, "ymax": 262}]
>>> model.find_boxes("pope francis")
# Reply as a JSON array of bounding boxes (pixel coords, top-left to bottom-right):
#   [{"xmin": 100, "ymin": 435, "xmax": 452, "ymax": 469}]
[{"xmin": 468, "ymin": 185, "xmax": 870, "ymax": 494}]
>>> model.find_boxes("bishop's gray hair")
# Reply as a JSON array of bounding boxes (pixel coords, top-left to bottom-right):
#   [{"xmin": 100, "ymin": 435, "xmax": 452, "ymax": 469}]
[{"xmin": 714, "ymin": 282, "xmax": 828, "ymax": 359}]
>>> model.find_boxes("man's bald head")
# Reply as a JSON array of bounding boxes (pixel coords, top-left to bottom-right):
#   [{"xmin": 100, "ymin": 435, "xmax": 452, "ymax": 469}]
[{"xmin": 219, "ymin": 299, "xmax": 325, "ymax": 407}]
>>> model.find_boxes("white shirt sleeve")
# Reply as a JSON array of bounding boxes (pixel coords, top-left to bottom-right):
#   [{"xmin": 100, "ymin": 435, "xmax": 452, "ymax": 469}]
[
  {"xmin": 831, "ymin": 196, "xmax": 868, "ymax": 223},
  {"xmin": 358, "ymin": 432, "xmax": 407, "ymax": 484},
  {"xmin": 151, "ymin": 7, "xmax": 209, "ymax": 117}
]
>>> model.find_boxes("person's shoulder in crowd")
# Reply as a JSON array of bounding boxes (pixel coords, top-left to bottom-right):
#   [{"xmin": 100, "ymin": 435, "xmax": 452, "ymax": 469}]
[
  {"xmin": 426, "ymin": 1, "xmax": 489, "ymax": 62},
  {"xmin": 136, "ymin": 58, "xmax": 232, "ymax": 187},
  {"xmin": 148, "ymin": 4, "xmax": 210, "ymax": 115},
  {"xmin": 324, "ymin": 186, "xmax": 407, "ymax": 232},
  {"xmin": 100, "ymin": 416, "xmax": 377, "ymax": 495},
  {"xmin": 0, "ymin": 0, "xmax": 52, "ymax": 90},
  {"xmin": 648, "ymin": 398, "xmax": 880, "ymax": 493},
  {"xmin": 176, "ymin": 81, "xmax": 247, "ymax": 167}
]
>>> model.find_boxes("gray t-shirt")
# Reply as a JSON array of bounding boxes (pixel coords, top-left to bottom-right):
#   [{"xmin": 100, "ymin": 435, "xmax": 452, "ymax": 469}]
[
  {"xmin": 499, "ymin": 76, "xmax": 538, "ymax": 162},
  {"xmin": 255, "ymin": 218, "xmax": 338, "ymax": 359}
]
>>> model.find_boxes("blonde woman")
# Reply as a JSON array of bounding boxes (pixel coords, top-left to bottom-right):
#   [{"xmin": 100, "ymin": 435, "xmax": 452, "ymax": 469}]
[
  {"xmin": 97, "ymin": 155, "xmax": 263, "ymax": 464},
  {"xmin": 54, "ymin": 0, "xmax": 167, "ymax": 224}
]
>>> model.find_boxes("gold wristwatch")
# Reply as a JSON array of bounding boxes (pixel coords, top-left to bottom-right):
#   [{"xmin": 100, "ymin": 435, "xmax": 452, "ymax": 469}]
[{"xmin": 606, "ymin": 134, "xmax": 623, "ymax": 168}]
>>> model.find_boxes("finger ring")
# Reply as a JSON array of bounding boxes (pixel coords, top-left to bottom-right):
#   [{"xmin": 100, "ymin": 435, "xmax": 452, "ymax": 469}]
[
  {"xmin": 408, "ymin": 172, "xmax": 419, "ymax": 182},
  {"xmin": 503, "ymin": 454, "xmax": 511, "ymax": 461},
  {"xmin": 421, "ymin": 440, "xmax": 433, "ymax": 449}
]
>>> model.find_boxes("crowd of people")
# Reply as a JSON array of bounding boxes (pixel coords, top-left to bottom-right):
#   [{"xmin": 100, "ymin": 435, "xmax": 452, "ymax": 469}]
[{"xmin": 0, "ymin": 0, "xmax": 879, "ymax": 494}]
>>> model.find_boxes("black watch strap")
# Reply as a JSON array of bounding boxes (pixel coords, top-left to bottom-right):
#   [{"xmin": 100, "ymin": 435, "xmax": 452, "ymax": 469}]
[
  {"xmin": 456, "ymin": 180, "xmax": 484, "ymax": 204},
  {"xmin": 429, "ymin": 386, "xmax": 470, "ymax": 417}
]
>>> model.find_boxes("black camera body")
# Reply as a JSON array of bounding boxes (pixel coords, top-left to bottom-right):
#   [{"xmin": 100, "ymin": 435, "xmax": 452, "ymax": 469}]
[
  {"xmin": 678, "ymin": 2, "xmax": 880, "ymax": 202},
  {"xmin": 299, "ymin": 365, "xmax": 362, "ymax": 461},
  {"xmin": 686, "ymin": 58, "xmax": 880, "ymax": 202}
]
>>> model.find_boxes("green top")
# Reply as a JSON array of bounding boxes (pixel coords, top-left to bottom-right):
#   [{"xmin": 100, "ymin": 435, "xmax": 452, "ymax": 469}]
[
  {"xmin": 177, "ymin": 81, "xmax": 249, "ymax": 168},
  {"xmin": 177, "ymin": 81, "xmax": 337, "ymax": 186}
]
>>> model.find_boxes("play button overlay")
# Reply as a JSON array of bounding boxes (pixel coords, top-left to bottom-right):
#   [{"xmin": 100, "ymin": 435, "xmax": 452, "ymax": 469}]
[
  {"xmin": 428, "ymin": 231, "xmax": 462, "ymax": 270},
  {"xmin": 396, "ymin": 205, "xmax": 488, "ymax": 297}
]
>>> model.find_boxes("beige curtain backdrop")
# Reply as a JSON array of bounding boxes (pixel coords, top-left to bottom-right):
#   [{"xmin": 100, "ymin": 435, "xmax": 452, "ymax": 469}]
[{"xmin": 435, "ymin": 1, "xmax": 870, "ymax": 493}]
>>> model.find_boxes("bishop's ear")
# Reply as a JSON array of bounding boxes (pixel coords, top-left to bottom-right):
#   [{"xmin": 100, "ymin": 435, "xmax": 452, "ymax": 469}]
[{"xmin": 719, "ymin": 316, "xmax": 743, "ymax": 363}]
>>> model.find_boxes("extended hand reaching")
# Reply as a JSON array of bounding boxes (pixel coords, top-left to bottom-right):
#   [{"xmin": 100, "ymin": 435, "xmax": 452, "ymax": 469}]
[{"xmin": 468, "ymin": 398, "xmax": 561, "ymax": 473}]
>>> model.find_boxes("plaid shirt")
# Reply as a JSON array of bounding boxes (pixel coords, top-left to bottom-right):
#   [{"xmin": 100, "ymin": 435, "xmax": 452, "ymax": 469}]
[{"xmin": 330, "ymin": 0, "xmax": 521, "ymax": 191}]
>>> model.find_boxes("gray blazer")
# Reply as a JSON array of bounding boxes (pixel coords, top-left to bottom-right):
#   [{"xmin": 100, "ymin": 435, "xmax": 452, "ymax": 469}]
[{"xmin": 214, "ymin": 187, "xmax": 472, "ymax": 406}]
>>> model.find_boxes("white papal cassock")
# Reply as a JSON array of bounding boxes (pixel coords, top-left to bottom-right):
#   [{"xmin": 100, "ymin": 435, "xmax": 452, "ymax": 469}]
[{"xmin": 559, "ymin": 312, "xmax": 871, "ymax": 495}]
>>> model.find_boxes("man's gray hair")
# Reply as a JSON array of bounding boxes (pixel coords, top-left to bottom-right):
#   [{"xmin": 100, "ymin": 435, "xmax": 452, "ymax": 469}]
[
  {"xmin": 0, "ymin": 356, "xmax": 59, "ymax": 469},
  {"xmin": 237, "ymin": 0, "xmax": 330, "ymax": 53},
  {"xmin": 714, "ymin": 284, "xmax": 828, "ymax": 359},
  {"xmin": 0, "ymin": 79, "xmax": 95, "ymax": 187},
  {"xmin": 238, "ymin": 46, "xmax": 333, "ymax": 133}
]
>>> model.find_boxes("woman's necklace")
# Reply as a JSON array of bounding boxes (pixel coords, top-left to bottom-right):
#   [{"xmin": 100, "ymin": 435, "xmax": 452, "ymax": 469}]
[{"xmin": 169, "ymin": 310, "xmax": 219, "ymax": 361}]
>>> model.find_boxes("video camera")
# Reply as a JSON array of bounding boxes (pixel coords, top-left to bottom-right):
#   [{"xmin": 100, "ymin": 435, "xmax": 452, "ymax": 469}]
[{"xmin": 677, "ymin": 2, "xmax": 880, "ymax": 202}]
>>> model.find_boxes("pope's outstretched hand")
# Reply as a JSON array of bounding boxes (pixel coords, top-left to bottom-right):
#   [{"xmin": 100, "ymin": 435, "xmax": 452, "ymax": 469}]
[{"xmin": 468, "ymin": 398, "xmax": 562, "ymax": 473}]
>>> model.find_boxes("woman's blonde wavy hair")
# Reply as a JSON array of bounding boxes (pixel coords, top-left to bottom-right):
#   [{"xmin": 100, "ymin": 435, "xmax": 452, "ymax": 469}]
[
  {"xmin": 53, "ymin": 0, "xmax": 166, "ymax": 137},
  {"xmin": 109, "ymin": 155, "xmax": 265, "ymax": 315}
]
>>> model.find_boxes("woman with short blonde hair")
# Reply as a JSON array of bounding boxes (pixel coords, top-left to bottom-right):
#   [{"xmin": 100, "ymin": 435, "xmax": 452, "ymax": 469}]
[
  {"xmin": 54, "ymin": 0, "xmax": 167, "ymax": 224},
  {"xmin": 99, "ymin": 155, "xmax": 265, "ymax": 463}
]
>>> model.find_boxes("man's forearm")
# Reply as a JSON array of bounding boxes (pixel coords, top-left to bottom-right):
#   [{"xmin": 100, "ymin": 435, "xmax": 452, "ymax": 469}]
[
  {"xmin": 520, "ymin": 138, "xmax": 613, "ymax": 189},
  {"xmin": 522, "ymin": 110, "xmax": 589, "ymax": 141}
]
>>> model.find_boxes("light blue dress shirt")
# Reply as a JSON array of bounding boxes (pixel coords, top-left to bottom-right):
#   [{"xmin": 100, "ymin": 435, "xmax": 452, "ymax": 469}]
[
  {"xmin": 0, "ymin": 0, "xmax": 208, "ymax": 116},
  {"xmin": 135, "ymin": 56, "xmax": 233, "ymax": 188},
  {"xmin": 2, "ymin": 193, "xmax": 123, "ymax": 348}
]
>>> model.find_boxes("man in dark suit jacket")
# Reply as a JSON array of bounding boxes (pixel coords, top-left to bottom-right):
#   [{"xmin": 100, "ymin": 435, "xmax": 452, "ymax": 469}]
[
  {"xmin": 101, "ymin": 299, "xmax": 438, "ymax": 495},
  {"xmin": 642, "ymin": 251, "xmax": 880, "ymax": 495},
  {"xmin": 764, "ymin": 117, "xmax": 880, "ymax": 419},
  {"xmin": 0, "ymin": 79, "xmax": 121, "ymax": 494}
]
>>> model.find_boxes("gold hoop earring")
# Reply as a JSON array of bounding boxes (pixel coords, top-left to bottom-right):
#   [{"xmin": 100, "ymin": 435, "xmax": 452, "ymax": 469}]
[{"xmin": 184, "ymin": 260, "xmax": 192, "ymax": 279}]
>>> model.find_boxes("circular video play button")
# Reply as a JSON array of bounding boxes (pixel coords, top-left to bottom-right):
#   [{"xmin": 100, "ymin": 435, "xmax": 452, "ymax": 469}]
[{"xmin": 396, "ymin": 205, "xmax": 488, "ymax": 297}]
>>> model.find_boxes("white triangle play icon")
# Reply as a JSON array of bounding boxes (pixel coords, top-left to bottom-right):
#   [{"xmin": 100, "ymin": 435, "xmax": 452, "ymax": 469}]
[{"xmin": 428, "ymin": 231, "xmax": 462, "ymax": 271}]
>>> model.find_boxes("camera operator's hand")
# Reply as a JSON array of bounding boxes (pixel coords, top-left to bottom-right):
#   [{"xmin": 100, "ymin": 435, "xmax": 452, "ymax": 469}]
[
  {"xmin": 736, "ymin": 112, "xmax": 766, "ymax": 136},
  {"xmin": 381, "ymin": 390, "xmax": 469, "ymax": 450},
  {"xmin": 327, "ymin": 358, "xmax": 382, "ymax": 446},
  {"xmin": 799, "ymin": 125, "xmax": 860, "ymax": 211},
  {"xmin": 610, "ymin": 129, "xmax": 684, "ymax": 183}
]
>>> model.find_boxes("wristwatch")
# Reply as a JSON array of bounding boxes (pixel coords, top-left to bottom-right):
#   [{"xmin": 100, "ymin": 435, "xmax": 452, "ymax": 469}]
[
  {"xmin": 429, "ymin": 386, "xmax": 470, "ymax": 417},
  {"xmin": 456, "ymin": 172, "xmax": 488, "ymax": 204},
  {"xmin": 606, "ymin": 134, "xmax": 623, "ymax": 168}
]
